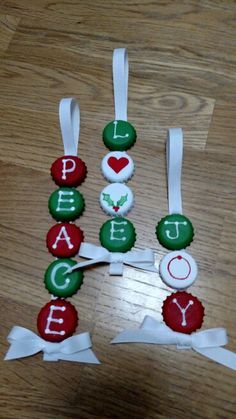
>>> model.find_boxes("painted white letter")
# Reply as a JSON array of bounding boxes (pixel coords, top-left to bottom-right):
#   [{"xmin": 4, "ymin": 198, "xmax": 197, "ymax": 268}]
[
  {"xmin": 113, "ymin": 121, "xmax": 129, "ymax": 139},
  {"xmin": 45, "ymin": 305, "xmax": 66, "ymax": 335},
  {"xmin": 56, "ymin": 190, "xmax": 75, "ymax": 212},
  {"xmin": 110, "ymin": 220, "xmax": 127, "ymax": 241},
  {"xmin": 172, "ymin": 298, "xmax": 194, "ymax": 326},
  {"xmin": 164, "ymin": 221, "xmax": 187, "ymax": 240},
  {"xmin": 51, "ymin": 262, "xmax": 71, "ymax": 290},
  {"xmin": 62, "ymin": 158, "xmax": 76, "ymax": 180},
  {"xmin": 52, "ymin": 226, "xmax": 74, "ymax": 250}
]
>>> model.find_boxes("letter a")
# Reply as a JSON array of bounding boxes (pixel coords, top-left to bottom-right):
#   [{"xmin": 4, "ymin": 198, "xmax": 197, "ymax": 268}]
[{"xmin": 52, "ymin": 226, "xmax": 74, "ymax": 249}]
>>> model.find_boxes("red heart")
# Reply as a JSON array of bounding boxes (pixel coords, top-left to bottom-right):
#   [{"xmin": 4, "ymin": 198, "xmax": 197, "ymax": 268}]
[{"xmin": 108, "ymin": 157, "xmax": 129, "ymax": 174}]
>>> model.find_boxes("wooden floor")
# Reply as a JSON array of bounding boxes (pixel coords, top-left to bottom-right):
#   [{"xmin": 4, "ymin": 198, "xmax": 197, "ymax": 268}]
[{"xmin": 0, "ymin": 1, "xmax": 236, "ymax": 418}]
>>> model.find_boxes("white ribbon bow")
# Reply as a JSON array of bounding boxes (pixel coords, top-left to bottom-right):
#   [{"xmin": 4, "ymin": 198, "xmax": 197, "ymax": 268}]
[
  {"xmin": 111, "ymin": 316, "xmax": 236, "ymax": 370},
  {"xmin": 65, "ymin": 243, "xmax": 158, "ymax": 276},
  {"xmin": 5, "ymin": 326, "xmax": 100, "ymax": 364}
]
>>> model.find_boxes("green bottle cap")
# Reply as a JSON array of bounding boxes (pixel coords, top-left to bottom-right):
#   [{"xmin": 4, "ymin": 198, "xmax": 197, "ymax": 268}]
[
  {"xmin": 156, "ymin": 214, "xmax": 194, "ymax": 250},
  {"xmin": 48, "ymin": 187, "xmax": 85, "ymax": 221},
  {"xmin": 103, "ymin": 120, "xmax": 136, "ymax": 151},
  {"xmin": 44, "ymin": 258, "xmax": 83, "ymax": 297},
  {"xmin": 99, "ymin": 217, "xmax": 136, "ymax": 252}
]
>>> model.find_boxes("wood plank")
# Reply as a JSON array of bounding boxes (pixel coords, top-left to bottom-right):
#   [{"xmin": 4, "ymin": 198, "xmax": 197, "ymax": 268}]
[{"xmin": 0, "ymin": 14, "xmax": 20, "ymax": 54}]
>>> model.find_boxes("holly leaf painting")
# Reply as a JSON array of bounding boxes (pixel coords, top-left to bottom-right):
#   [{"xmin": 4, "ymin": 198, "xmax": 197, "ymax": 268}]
[
  {"xmin": 102, "ymin": 193, "xmax": 114, "ymax": 207},
  {"xmin": 116, "ymin": 194, "xmax": 128, "ymax": 207}
]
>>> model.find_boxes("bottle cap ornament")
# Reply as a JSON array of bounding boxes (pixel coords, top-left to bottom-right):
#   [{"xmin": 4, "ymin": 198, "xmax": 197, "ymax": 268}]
[
  {"xmin": 101, "ymin": 151, "xmax": 134, "ymax": 183},
  {"xmin": 4, "ymin": 98, "xmax": 99, "ymax": 364},
  {"xmin": 56, "ymin": 56, "xmax": 155, "ymax": 279},
  {"xmin": 103, "ymin": 49, "xmax": 136, "ymax": 151},
  {"xmin": 156, "ymin": 128, "xmax": 194, "ymax": 250},
  {"xmin": 108, "ymin": 125, "xmax": 236, "ymax": 371}
]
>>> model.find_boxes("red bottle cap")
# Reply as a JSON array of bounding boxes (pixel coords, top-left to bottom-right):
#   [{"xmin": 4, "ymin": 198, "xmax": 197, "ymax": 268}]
[
  {"xmin": 46, "ymin": 222, "xmax": 84, "ymax": 257},
  {"xmin": 37, "ymin": 299, "xmax": 78, "ymax": 342},
  {"xmin": 51, "ymin": 156, "xmax": 87, "ymax": 187},
  {"xmin": 162, "ymin": 291, "xmax": 204, "ymax": 334}
]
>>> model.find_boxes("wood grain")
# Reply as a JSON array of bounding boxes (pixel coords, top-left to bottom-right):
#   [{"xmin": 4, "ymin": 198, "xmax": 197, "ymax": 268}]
[{"xmin": 0, "ymin": 1, "xmax": 236, "ymax": 418}]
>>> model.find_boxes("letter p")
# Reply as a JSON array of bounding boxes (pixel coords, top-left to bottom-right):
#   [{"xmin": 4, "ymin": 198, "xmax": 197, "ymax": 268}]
[{"xmin": 62, "ymin": 158, "xmax": 76, "ymax": 180}]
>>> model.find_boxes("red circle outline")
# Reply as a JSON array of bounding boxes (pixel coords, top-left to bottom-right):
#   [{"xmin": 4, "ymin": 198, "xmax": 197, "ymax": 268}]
[{"xmin": 167, "ymin": 255, "xmax": 191, "ymax": 280}]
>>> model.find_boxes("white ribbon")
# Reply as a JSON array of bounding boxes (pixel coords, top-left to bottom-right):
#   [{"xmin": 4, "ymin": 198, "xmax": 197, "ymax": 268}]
[
  {"xmin": 5, "ymin": 326, "xmax": 100, "ymax": 364},
  {"xmin": 113, "ymin": 48, "xmax": 128, "ymax": 121},
  {"xmin": 167, "ymin": 128, "xmax": 183, "ymax": 214},
  {"xmin": 111, "ymin": 316, "xmax": 236, "ymax": 370},
  {"xmin": 65, "ymin": 243, "xmax": 158, "ymax": 276},
  {"xmin": 59, "ymin": 98, "xmax": 80, "ymax": 156}
]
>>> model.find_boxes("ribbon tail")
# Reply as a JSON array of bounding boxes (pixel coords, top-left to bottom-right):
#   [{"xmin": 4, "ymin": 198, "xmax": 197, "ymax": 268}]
[
  {"xmin": 111, "ymin": 329, "xmax": 168, "ymax": 344},
  {"xmin": 127, "ymin": 262, "xmax": 158, "ymax": 273},
  {"xmin": 4, "ymin": 342, "xmax": 42, "ymax": 360},
  {"xmin": 195, "ymin": 347, "xmax": 236, "ymax": 371},
  {"xmin": 125, "ymin": 249, "xmax": 158, "ymax": 273},
  {"xmin": 65, "ymin": 257, "xmax": 108, "ymax": 274},
  {"xmin": 43, "ymin": 349, "xmax": 100, "ymax": 364}
]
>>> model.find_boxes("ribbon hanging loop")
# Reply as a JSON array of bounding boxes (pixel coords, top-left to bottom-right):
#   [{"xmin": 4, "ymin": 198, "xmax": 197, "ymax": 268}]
[
  {"xmin": 167, "ymin": 128, "xmax": 183, "ymax": 214},
  {"xmin": 59, "ymin": 98, "xmax": 80, "ymax": 156},
  {"xmin": 113, "ymin": 48, "xmax": 129, "ymax": 121}
]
